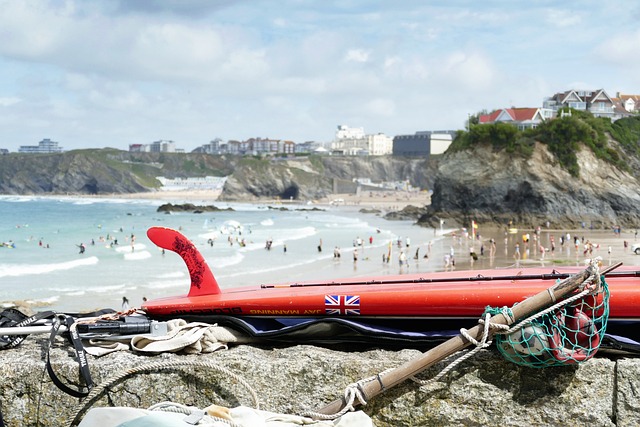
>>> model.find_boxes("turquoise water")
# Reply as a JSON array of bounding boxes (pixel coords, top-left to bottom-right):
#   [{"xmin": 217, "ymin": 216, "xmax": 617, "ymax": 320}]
[{"xmin": 0, "ymin": 196, "xmax": 451, "ymax": 312}]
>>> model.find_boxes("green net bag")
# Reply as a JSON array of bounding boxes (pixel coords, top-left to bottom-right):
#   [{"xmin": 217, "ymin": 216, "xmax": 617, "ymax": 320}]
[{"xmin": 492, "ymin": 277, "xmax": 609, "ymax": 368}]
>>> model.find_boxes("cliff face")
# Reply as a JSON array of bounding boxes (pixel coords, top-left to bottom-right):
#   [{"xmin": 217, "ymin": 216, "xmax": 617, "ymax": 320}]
[
  {"xmin": 6, "ymin": 144, "xmax": 640, "ymax": 229},
  {"xmin": 0, "ymin": 150, "xmax": 433, "ymax": 200},
  {"xmin": 419, "ymin": 141, "xmax": 640, "ymax": 228},
  {"xmin": 0, "ymin": 151, "xmax": 151, "ymax": 194},
  {"xmin": 219, "ymin": 156, "xmax": 433, "ymax": 201}
]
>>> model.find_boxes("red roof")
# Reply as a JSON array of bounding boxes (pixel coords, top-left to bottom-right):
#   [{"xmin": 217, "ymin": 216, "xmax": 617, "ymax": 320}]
[{"xmin": 479, "ymin": 108, "xmax": 540, "ymax": 123}]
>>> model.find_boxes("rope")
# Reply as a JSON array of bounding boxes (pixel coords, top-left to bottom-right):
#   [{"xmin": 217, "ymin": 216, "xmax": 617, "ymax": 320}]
[
  {"xmin": 66, "ymin": 359, "xmax": 259, "ymax": 427},
  {"xmin": 310, "ymin": 259, "xmax": 604, "ymax": 420},
  {"xmin": 146, "ymin": 401, "xmax": 243, "ymax": 427},
  {"xmin": 301, "ymin": 369, "xmax": 393, "ymax": 420},
  {"xmin": 411, "ymin": 311, "xmax": 497, "ymax": 387},
  {"xmin": 491, "ymin": 258, "xmax": 602, "ymax": 337}
]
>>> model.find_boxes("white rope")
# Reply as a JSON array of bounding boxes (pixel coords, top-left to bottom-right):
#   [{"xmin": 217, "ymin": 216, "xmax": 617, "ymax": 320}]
[
  {"xmin": 411, "ymin": 311, "xmax": 496, "ymax": 386},
  {"xmin": 306, "ymin": 261, "xmax": 605, "ymax": 419},
  {"xmin": 301, "ymin": 368, "xmax": 393, "ymax": 420},
  {"xmin": 492, "ymin": 258, "xmax": 602, "ymax": 336},
  {"xmin": 414, "ymin": 258, "xmax": 603, "ymax": 385},
  {"xmin": 146, "ymin": 401, "xmax": 243, "ymax": 426},
  {"xmin": 67, "ymin": 359, "xmax": 260, "ymax": 427}
]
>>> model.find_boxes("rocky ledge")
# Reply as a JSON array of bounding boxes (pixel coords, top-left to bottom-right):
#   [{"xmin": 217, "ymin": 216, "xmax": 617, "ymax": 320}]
[
  {"xmin": 156, "ymin": 203, "xmax": 235, "ymax": 213},
  {"xmin": 1, "ymin": 338, "xmax": 638, "ymax": 426},
  {"xmin": 418, "ymin": 143, "xmax": 640, "ymax": 229}
]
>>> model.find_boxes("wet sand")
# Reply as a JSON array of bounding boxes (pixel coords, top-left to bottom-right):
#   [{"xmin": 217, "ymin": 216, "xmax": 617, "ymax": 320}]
[
  {"xmin": 95, "ymin": 190, "xmax": 640, "ymax": 273},
  {"xmin": 435, "ymin": 226, "xmax": 640, "ymax": 273}
]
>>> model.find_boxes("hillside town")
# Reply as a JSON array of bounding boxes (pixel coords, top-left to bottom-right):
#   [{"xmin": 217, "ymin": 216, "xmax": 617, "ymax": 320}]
[{"xmin": 3, "ymin": 88, "xmax": 639, "ymax": 158}]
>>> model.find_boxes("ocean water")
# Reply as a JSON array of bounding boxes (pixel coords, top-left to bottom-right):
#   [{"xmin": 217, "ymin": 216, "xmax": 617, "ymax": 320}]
[{"xmin": 0, "ymin": 196, "xmax": 452, "ymax": 312}]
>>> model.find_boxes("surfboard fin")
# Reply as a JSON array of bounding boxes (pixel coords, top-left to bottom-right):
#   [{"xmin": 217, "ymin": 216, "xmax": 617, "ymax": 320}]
[{"xmin": 147, "ymin": 226, "xmax": 221, "ymax": 297}]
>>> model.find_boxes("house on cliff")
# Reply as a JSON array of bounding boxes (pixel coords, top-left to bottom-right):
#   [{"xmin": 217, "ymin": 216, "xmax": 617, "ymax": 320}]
[
  {"xmin": 614, "ymin": 93, "xmax": 640, "ymax": 114},
  {"xmin": 543, "ymin": 89, "xmax": 618, "ymax": 120},
  {"xmin": 478, "ymin": 107, "xmax": 550, "ymax": 130}
]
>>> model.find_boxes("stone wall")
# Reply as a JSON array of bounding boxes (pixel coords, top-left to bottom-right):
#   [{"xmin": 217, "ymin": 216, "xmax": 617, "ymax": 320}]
[{"xmin": 1, "ymin": 337, "xmax": 638, "ymax": 426}]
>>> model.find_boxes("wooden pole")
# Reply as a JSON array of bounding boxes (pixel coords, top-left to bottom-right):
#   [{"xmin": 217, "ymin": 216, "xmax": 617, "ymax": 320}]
[{"xmin": 316, "ymin": 262, "xmax": 620, "ymax": 417}]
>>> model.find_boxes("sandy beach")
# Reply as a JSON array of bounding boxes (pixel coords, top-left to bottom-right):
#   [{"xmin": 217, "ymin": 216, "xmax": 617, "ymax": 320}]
[
  {"xmin": 3, "ymin": 192, "xmax": 640, "ymax": 315},
  {"xmin": 103, "ymin": 188, "xmax": 640, "ymax": 273}
]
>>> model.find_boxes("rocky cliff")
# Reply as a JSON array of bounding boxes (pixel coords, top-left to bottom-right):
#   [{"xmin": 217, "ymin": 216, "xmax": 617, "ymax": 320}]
[
  {"xmin": 219, "ymin": 156, "xmax": 433, "ymax": 201},
  {"xmin": 1, "ymin": 338, "xmax": 638, "ymax": 426},
  {"xmin": 0, "ymin": 150, "xmax": 433, "ymax": 201},
  {"xmin": 5, "ymin": 139, "xmax": 640, "ymax": 230},
  {"xmin": 417, "ymin": 141, "xmax": 640, "ymax": 229}
]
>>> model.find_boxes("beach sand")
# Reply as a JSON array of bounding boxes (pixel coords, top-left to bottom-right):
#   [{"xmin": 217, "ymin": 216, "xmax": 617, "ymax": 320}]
[
  {"xmin": 105, "ymin": 190, "xmax": 640, "ymax": 269},
  {"xmin": 103, "ymin": 189, "xmax": 640, "ymax": 273}
]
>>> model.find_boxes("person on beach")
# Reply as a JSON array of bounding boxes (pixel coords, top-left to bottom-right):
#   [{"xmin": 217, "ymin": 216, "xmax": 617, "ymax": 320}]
[
  {"xmin": 122, "ymin": 297, "xmax": 130, "ymax": 311},
  {"xmin": 77, "ymin": 243, "xmax": 86, "ymax": 254},
  {"xmin": 444, "ymin": 253, "xmax": 451, "ymax": 271},
  {"xmin": 399, "ymin": 250, "xmax": 407, "ymax": 267},
  {"xmin": 514, "ymin": 243, "xmax": 521, "ymax": 260},
  {"xmin": 353, "ymin": 248, "xmax": 358, "ymax": 262}
]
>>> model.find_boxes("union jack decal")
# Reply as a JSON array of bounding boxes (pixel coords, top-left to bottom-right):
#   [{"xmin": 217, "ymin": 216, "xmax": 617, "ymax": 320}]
[{"xmin": 325, "ymin": 295, "xmax": 360, "ymax": 315}]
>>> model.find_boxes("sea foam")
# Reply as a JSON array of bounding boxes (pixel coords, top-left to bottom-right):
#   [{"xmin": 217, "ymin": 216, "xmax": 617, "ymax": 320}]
[{"xmin": 0, "ymin": 256, "xmax": 99, "ymax": 278}]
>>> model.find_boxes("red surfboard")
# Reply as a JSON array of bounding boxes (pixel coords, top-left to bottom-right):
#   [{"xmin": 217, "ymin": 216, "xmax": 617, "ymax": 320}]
[{"xmin": 142, "ymin": 227, "xmax": 640, "ymax": 320}]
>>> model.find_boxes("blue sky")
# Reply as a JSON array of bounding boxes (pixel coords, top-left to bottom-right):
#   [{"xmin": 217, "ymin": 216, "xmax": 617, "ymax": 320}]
[{"xmin": 0, "ymin": 0, "xmax": 639, "ymax": 152}]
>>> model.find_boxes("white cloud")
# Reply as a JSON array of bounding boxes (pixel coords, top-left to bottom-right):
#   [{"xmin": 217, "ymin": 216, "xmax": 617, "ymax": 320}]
[
  {"xmin": 544, "ymin": 8, "xmax": 584, "ymax": 28},
  {"xmin": 365, "ymin": 98, "xmax": 395, "ymax": 117},
  {"xmin": 0, "ymin": 1, "xmax": 638, "ymax": 151},
  {"xmin": 439, "ymin": 51, "xmax": 495, "ymax": 90},
  {"xmin": 595, "ymin": 30, "xmax": 640, "ymax": 66},
  {"xmin": 0, "ymin": 97, "xmax": 21, "ymax": 106},
  {"xmin": 344, "ymin": 49, "xmax": 370, "ymax": 63}
]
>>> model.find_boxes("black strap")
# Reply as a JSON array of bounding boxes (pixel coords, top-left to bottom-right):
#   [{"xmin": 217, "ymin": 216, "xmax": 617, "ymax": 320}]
[
  {"xmin": 45, "ymin": 315, "xmax": 94, "ymax": 398},
  {"xmin": 1, "ymin": 308, "xmax": 116, "ymax": 398},
  {"xmin": 0, "ymin": 309, "xmax": 57, "ymax": 349}
]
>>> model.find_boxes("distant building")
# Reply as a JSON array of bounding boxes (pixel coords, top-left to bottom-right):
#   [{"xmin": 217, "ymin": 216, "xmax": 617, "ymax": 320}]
[
  {"xmin": 18, "ymin": 138, "xmax": 64, "ymax": 153},
  {"xmin": 331, "ymin": 125, "xmax": 393, "ymax": 156},
  {"xmin": 150, "ymin": 140, "xmax": 176, "ymax": 153},
  {"xmin": 392, "ymin": 131, "xmax": 454, "ymax": 157},
  {"xmin": 479, "ymin": 108, "xmax": 551, "ymax": 130},
  {"xmin": 194, "ymin": 137, "xmax": 296, "ymax": 156},
  {"xmin": 615, "ymin": 93, "xmax": 640, "ymax": 113},
  {"xmin": 543, "ymin": 89, "xmax": 617, "ymax": 120},
  {"xmin": 198, "ymin": 138, "xmax": 224, "ymax": 154},
  {"xmin": 129, "ymin": 140, "xmax": 179, "ymax": 153},
  {"xmin": 0, "ymin": 148, "xmax": 8, "ymax": 155},
  {"xmin": 295, "ymin": 141, "xmax": 324, "ymax": 154},
  {"xmin": 128, "ymin": 144, "xmax": 150, "ymax": 152}
]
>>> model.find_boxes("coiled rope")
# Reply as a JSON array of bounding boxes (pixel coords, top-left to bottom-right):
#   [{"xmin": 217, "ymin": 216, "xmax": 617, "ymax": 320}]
[{"xmin": 67, "ymin": 359, "xmax": 259, "ymax": 427}]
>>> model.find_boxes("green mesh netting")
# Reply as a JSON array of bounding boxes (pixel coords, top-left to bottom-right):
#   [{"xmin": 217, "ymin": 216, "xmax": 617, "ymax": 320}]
[{"xmin": 491, "ymin": 277, "xmax": 609, "ymax": 368}]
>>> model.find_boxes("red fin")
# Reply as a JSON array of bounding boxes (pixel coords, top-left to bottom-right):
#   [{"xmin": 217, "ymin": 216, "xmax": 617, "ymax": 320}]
[{"xmin": 147, "ymin": 226, "xmax": 221, "ymax": 297}]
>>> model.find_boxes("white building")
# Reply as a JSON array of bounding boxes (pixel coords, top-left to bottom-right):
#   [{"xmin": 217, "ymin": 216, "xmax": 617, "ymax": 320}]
[
  {"xmin": 19, "ymin": 138, "xmax": 64, "ymax": 153},
  {"xmin": 331, "ymin": 125, "xmax": 393, "ymax": 156},
  {"xmin": 150, "ymin": 140, "xmax": 176, "ymax": 153},
  {"xmin": 429, "ymin": 133, "xmax": 453, "ymax": 155}
]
